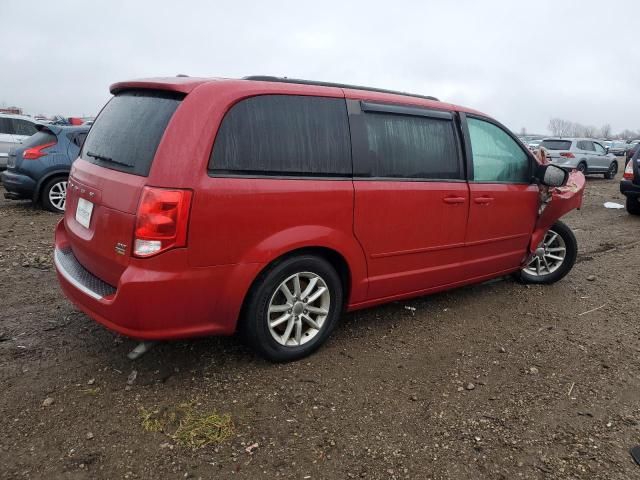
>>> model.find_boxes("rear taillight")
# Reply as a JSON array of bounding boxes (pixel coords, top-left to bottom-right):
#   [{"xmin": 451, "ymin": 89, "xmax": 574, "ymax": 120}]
[
  {"xmin": 23, "ymin": 141, "xmax": 56, "ymax": 159},
  {"xmin": 623, "ymin": 160, "xmax": 635, "ymax": 180},
  {"xmin": 560, "ymin": 152, "xmax": 575, "ymax": 158},
  {"xmin": 133, "ymin": 187, "xmax": 192, "ymax": 258}
]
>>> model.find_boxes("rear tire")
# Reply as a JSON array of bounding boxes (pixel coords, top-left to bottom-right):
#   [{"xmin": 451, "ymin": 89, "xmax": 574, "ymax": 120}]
[
  {"xmin": 604, "ymin": 161, "xmax": 618, "ymax": 179},
  {"xmin": 515, "ymin": 220, "xmax": 577, "ymax": 285},
  {"xmin": 576, "ymin": 162, "xmax": 587, "ymax": 174},
  {"xmin": 41, "ymin": 176, "xmax": 68, "ymax": 213},
  {"xmin": 240, "ymin": 255, "xmax": 343, "ymax": 362},
  {"xmin": 626, "ymin": 196, "xmax": 640, "ymax": 216}
]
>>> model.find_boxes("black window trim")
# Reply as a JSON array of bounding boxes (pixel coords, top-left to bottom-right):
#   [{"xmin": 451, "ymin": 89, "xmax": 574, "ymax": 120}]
[
  {"xmin": 349, "ymin": 100, "xmax": 465, "ymax": 182},
  {"xmin": 461, "ymin": 112, "xmax": 535, "ymax": 185},
  {"xmin": 359, "ymin": 101, "xmax": 452, "ymax": 120},
  {"xmin": 208, "ymin": 94, "xmax": 353, "ymax": 180}
]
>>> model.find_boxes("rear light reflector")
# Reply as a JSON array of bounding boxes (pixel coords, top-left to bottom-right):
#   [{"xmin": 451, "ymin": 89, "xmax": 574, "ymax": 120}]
[
  {"xmin": 623, "ymin": 160, "xmax": 635, "ymax": 180},
  {"xmin": 560, "ymin": 152, "xmax": 575, "ymax": 158},
  {"xmin": 133, "ymin": 187, "xmax": 192, "ymax": 258},
  {"xmin": 23, "ymin": 141, "xmax": 56, "ymax": 159}
]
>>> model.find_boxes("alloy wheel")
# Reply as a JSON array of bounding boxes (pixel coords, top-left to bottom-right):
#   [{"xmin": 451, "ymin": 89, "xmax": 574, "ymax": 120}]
[
  {"xmin": 48, "ymin": 181, "xmax": 67, "ymax": 211},
  {"xmin": 523, "ymin": 229, "xmax": 567, "ymax": 276},
  {"xmin": 267, "ymin": 272, "xmax": 331, "ymax": 347}
]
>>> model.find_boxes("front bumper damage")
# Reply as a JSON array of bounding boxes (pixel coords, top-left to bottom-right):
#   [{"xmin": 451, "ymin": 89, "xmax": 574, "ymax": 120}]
[{"xmin": 526, "ymin": 170, "xmax": 585, "ymax": 261}]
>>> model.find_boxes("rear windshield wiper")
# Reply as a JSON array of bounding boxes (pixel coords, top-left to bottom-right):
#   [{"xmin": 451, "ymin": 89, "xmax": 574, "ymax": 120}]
[{"xmin": 86, "ymin": 150, "xmax": 130, "ymax": 167}]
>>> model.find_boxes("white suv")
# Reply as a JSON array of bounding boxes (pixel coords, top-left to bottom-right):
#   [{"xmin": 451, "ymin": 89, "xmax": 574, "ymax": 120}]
[{"xmin": 0, "ymin": 114, "xmax": 38, "ymax": 170}]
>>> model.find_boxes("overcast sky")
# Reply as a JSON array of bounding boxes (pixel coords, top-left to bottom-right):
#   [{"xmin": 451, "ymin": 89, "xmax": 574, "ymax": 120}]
[{"xmin": 2, "ymin": 0, "xmax": 639, "ymax": 134}]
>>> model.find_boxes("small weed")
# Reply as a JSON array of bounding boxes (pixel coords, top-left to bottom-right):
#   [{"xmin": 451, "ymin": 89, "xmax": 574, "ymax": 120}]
[{"xmin": 139, "ymin": 402, "xmax": 233, "ymax": 447}]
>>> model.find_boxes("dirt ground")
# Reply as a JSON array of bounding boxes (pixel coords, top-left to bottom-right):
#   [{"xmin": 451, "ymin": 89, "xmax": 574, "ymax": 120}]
[{"xmin": 1, "ymin": 167, "xmax": 639, "ymax": 480}]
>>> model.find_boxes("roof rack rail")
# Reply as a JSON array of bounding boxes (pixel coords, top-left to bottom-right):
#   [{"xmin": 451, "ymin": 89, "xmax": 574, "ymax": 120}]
[{"xmin": 242, "ymin": 76, "xmax": 439, "ymax": 102}]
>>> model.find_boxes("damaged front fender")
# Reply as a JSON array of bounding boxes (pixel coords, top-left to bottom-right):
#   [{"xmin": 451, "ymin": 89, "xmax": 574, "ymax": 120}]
[{"xmin": 529, "ymin": 170, "xmax": 585, "ymax": 253}]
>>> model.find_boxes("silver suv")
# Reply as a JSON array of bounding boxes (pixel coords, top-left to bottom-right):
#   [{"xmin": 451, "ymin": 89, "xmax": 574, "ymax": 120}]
[
  {"xmin": 540, "ymin": 138, "xmax": 619, "ymax": 179},
  {"xmin": 0, "ymin": 114, "xmax": 38, "ymax": 170}
]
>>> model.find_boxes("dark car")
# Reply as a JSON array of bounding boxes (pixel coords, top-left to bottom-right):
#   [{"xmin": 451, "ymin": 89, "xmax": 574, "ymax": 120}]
[
  {"xmin": 625, "ymin": 142, "xmax": 639, "ymax": 166},
  {"xmin": 609, "ymin": 141, "xmax": 629, "ymax": 156},
  {"xmin": 1, "ymin": 124, "xmax": 89, "ymax": 212},
  {"xmin": 621, "ymin": 147, "xmax": 640, "ymax": 215}
]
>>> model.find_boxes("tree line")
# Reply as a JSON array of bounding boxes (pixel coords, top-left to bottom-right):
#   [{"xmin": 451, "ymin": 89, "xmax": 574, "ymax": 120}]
[{"xmin": 547, "ymin": 118, "xmax": 638, "ymax": 140}]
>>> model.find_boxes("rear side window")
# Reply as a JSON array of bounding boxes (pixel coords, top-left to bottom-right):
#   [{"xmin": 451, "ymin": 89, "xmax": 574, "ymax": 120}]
[
  {"xmin": 541, "ymin": 140, "xmax": 572, "ymax": 150},
  {"xmin": 210, "ymin": 95, "xmax": 351, "ymax": 176},
  {"xmin": 68, "ymin": 132, "xmax": 88, "ymax": 148},
  {"xmin": 352, "ymin": 110, "xmax": 460, "ymax": 179},
  {"xmin": 22, "ymin": 130, "xmax": 56, "ymax": 148},
  {"xmin": 81, "ymin": 90, "xmax": 182, "ymax": 176}
]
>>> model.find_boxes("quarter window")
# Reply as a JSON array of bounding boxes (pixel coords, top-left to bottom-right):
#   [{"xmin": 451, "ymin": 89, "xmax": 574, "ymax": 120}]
[
  {"xmin": 467, "ymin": 118, "xmax": 530, "ymax": 183},
  {"xmin": 210, "ymin": 95, "xmax": 351, "ymax": 176},
  {"xmin": 352, "ymin": 111, "xmax": 460, "ymax": 179}
]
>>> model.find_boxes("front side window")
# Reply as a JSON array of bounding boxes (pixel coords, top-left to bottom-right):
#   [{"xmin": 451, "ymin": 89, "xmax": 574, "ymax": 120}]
[
  {"xmin": 468, "ymin": 118, "xmax": 530, "ymax": 183},
  {"xmin": 352, "ymin": 111, "xmax": 460, "ymax": 179},
  {"xmin": 593, "ymin": 142, "xmax": 605, "ymax": 154},
  {"xmin": 210, "ymin": 95, "xmax": 351, "ymax": 176}
]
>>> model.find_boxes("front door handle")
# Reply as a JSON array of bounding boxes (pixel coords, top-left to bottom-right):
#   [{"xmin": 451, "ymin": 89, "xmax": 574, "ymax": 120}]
[
  {"xmin": 474, "ymin": 196, "xmax": 494, "ymax": 205},
  {"xmin": 443, "ymin": 196, "xmax": 466, "ymax": 204}
]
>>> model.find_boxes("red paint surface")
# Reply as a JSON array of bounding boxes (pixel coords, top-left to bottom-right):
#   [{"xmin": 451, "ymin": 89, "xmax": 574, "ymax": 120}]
[{"xmin": 54, "ymin": 77, "xmax": 586, "ymax": 340}]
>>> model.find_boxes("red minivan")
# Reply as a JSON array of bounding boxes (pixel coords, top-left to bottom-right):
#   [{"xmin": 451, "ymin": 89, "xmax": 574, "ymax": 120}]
[{"xmin": 54, "ymin": 76, "xmax": 585, "ymax": 361}]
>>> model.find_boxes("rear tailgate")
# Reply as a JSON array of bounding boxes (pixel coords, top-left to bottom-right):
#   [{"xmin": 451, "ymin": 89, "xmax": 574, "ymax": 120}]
[{"xmin": 63, "ymin": 90, "xmax": 183, "ymax": 287}]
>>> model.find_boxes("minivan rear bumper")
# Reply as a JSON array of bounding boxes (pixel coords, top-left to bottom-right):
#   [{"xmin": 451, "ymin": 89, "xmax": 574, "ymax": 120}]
[{"xmin": 54, "ymin": 220, "xmax": 263, "ymax": 340}]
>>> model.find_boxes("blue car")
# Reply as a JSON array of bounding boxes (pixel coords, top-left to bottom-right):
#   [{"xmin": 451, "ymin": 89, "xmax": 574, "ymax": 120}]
[{"xmin": 1, "ymin": 124, "xmax": 89, "ymax": 212}]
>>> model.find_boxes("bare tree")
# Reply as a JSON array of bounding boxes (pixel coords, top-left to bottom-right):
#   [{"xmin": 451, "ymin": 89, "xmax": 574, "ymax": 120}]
[
  {"xmin": 548, "ymin": 118, "xmax": 575, "ymax": 138},
  {"xmin": 600, "ymin": 124, "xmax": 611, "ymax": 139},
  {"xmin": 520, "ymin": 127, "xmax": 527, "ymax": 137}
]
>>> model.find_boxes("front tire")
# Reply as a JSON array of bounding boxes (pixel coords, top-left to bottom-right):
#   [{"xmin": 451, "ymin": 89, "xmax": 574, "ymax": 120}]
[
  {"xmin": 41, "ymin": 176, "xmax": 68, "ymax": 213},
  {"xmin": 627, "ymin": 196, "xmax": 640, "ymax": 215},
  {"xmin": 604, "ymin": 161, "xmax": 618, "ymax": 179},
  {"xmin": 516, "ymin": 220, "xmax": 577, "ymax": 284},
  {"xmin": 241, "ymin": 255, "xmax": 343, "ymax": 362}
]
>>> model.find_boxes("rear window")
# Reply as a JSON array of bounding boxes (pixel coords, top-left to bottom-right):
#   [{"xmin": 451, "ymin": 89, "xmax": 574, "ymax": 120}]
[
  {"xmin": 22, "ymin": 130, "xmax": 56, "ymax": 148},
  {"xmin": 540, "ymin": 140, "xmax": 572, "ymax": 150},
  {"xmin": 81, "ymin": 90, "xmax": 182, "ymax": 176},
  {"xmin": 12, "ymin": 119, "xmax": 38, "ymax": 136},
  {"xmin": 210, "ymin": 95, "xmax": 351, "ymax": 176}
]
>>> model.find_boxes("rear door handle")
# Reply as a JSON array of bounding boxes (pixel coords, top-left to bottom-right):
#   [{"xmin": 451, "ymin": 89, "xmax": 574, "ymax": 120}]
[
  {"xmin": 474, "ymin": 196, "xmax": 494, "ymax": 205},
  {"xmin": 443, "ymin": 196, "xmax": 466, "ymax": 204}
]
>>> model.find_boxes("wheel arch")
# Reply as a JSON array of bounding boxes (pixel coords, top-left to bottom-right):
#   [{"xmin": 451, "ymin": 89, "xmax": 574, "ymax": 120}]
[{"xmin": 32, "ymin": 169, "xmax": 70, "ymax": 202}]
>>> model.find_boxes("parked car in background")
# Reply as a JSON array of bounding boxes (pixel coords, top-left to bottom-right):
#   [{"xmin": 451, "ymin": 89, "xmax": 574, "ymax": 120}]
[
  {"xmin": 539, "ymin": 138, "xmax": 618, "ymax": 178},
  {"xmin": 0, "ymin": 114, "xmax": 38, "ymax": 170},
  {"xmin": 626, "ymin": 142, "xmax": 639, "ymax": 166},
  {"xmin": 1, "ymin": 124, "xmax": 89, "ymax": 212},
  {"xmin": 621, "ymin": 147, "xmax": 640, "ymax": 215},
  {"xmin": 609, "ymin": 141, "xmax": 628, "ymax": 156},
  {"xmin": 527, "ymin": 139, "xmax": 541, "ymax": 150},
  {"xmin": 54, "ymin": 76, "xmax": 584, "ymax": 362}
]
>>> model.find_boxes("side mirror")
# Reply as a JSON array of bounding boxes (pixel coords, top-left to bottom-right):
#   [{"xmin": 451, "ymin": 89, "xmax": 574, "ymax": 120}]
[
  {"xmin": 537, "ymin": 164, "xmax": 569, "ymax": 187},
  {"xmin": 605, "ymin": 147, "xmax": 610, "ymax": 154}
]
